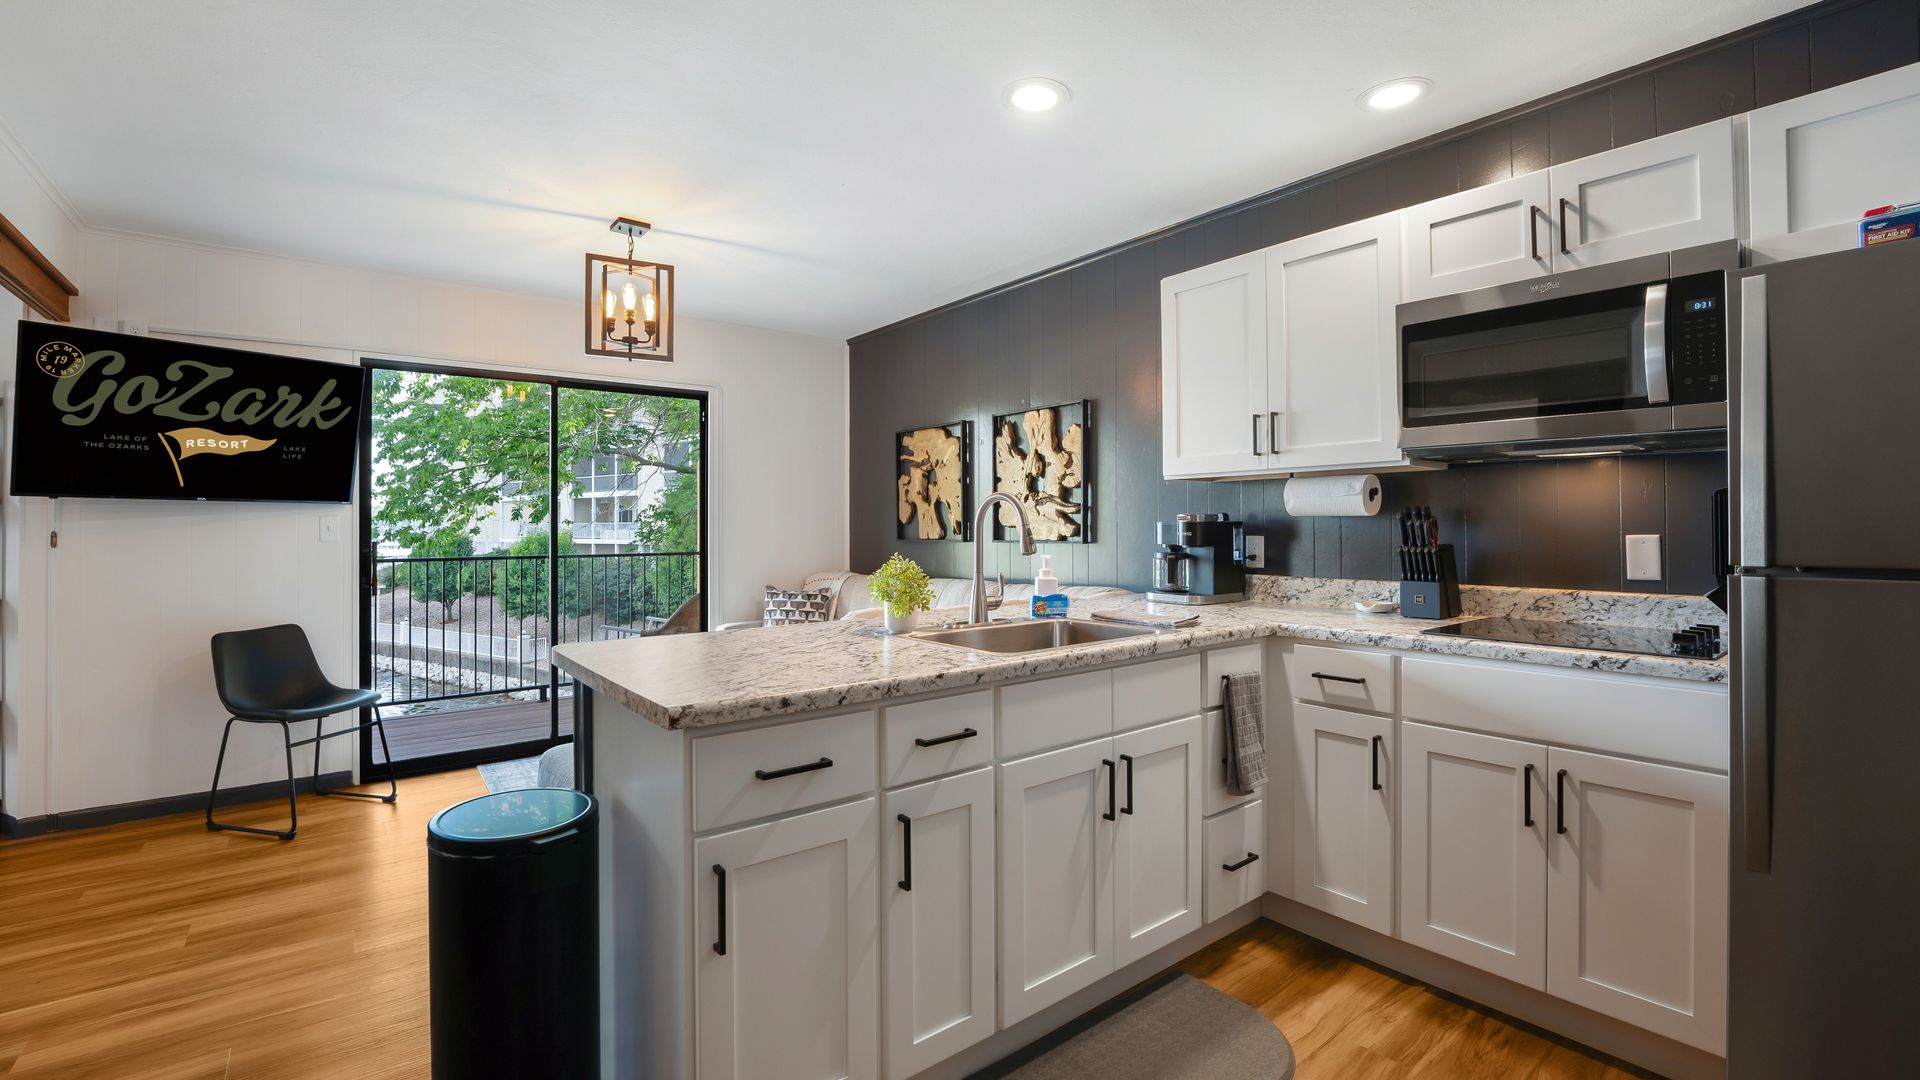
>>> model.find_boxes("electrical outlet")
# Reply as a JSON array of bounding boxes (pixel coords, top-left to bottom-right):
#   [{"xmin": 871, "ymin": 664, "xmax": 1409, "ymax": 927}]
[
  {"xmin": 1243, "ymin": 534, "xmax": 1265, "ymax": 569},
  {"xmin": 1625, "ymin": 534, "xmax": 1662, "ymax": 581},
  {"xmin": 122, "ymin": 318, "xmax": 148, "ymax": 336},
  {"xmin": 318, "ymin": 514, "xmax": 341, "ymax": 543}
]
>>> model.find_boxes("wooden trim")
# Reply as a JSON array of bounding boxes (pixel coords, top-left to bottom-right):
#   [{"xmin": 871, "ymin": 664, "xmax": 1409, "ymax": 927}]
[
  {"xmin": 0, "ymin": 209, "xmax": 79, "ymax": 321},
  {"xmin": 0, "ymin": 771, "xmax": 353, "ymax": 838}
]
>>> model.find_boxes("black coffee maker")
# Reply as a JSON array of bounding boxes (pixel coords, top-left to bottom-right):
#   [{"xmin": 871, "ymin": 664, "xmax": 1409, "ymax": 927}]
[{"xmin": 1147, "ymin": 513, "xmax": 1246, "ymax": 605}]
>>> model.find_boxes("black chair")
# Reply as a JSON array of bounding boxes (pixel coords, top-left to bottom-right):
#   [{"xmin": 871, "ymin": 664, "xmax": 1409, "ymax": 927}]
[{"xmin": 206, "ymin": 624, "xmax": 396, "ymax": 840}]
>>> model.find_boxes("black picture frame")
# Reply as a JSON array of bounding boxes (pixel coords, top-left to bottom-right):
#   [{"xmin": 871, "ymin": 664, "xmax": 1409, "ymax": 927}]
[
  {"xmin": 989, "ymin": 399, "xmax": 1093, "ymax": 544},
  {"xmin": 895, "ymin": 419, "xmax": 973, "ymax": 542}
]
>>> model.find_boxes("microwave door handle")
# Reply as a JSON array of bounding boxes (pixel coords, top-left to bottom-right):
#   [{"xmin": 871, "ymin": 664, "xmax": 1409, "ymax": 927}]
[{"xmin": 1643, "ymin": 282, "xmax": 1670, "ymax": 405}]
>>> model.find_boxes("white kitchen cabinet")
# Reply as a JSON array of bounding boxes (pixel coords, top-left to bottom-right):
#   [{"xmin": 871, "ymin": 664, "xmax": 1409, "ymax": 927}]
[
  {"xmin": 1398, "ymin": 722, "xmax": 1548, "ymax": 989},
  {"xmin": 1159, "ymin": 251, "xmax": 1267, "ymax": 478},
  {"xmin": 884, "ymin": 769, "xmax": 995, "ymax": 1080},
  {"xmin": 1203, "ymin": 799, "xmax": 1266, "ymax": 923},
  {"xmin": 1264, "ymin": 212, "xmax": 1405, "ymax": 472},
  {"xmin": 696, "ymin": 797, "xmax": 880, "ymax": 1080},
  {"xmin": 1290, "ymin": 701, "xmax": 1394, "ymax": 935},
  {"xmin": 1111, "ymin": 715, "xmax": 1203, "ymax": 967},
  {"xmin": 1547, "ymin": 747, "xmax": 1728, "ymax": 1054},
  {"xmin": 1749, "ymin": 61, "xmax": 1920, "ymax": 262},
  {"xmin": 1401, "ymin": 171, "xmax": 1554, "ymax": 301},
  {"xmin": 998, "ymin": 737, "xmax": 1115, "ymax": 1026},
  {"xmin": 1549, "ymin": 119, "xmax": 1736, "ymax": 271}
]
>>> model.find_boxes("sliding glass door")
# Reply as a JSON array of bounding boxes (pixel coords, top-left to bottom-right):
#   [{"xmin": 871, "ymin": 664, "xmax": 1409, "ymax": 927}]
[{"xmin": 359, "ymin": 361, "xmax": 707, "ymax": 778}]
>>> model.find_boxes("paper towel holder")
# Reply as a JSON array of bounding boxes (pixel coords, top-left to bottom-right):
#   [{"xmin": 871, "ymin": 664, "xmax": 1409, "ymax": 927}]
[{"xmin": 1282, "ymin": 473, "xmax": 1383, "ymax": 517}]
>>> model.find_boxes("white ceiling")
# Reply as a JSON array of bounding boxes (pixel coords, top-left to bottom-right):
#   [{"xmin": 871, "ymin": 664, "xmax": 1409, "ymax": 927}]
[{"xmin": 0, "ymin": 0, "xmax": 1802, "ymax": 340}]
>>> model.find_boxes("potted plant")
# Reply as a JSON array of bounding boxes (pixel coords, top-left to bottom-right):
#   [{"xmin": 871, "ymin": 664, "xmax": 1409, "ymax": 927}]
[{"xmin": 869, "ymin": 553, "xmax": 935, "ymax": 634}]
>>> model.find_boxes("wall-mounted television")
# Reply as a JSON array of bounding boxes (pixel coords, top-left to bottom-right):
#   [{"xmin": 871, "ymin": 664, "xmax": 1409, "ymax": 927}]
[{"xmin": 10, "ymin": 321, "xmax": 366, "ymax": 503}]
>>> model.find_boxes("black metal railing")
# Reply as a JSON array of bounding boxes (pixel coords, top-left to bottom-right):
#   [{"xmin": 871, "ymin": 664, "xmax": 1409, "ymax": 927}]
[{"xmin": 370, "ymin": 550, "xmax": 699, "ymax": 707}]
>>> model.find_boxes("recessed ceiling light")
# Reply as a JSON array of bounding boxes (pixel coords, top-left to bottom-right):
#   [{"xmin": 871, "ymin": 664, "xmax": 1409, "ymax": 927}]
[
  {"xmin": 1005, "ymin": 77, "xmax": 1070, "ymax": 113},
  {"xmin": 1360, "ymin": 78, "xmax": 1431, "ymax": 111}
]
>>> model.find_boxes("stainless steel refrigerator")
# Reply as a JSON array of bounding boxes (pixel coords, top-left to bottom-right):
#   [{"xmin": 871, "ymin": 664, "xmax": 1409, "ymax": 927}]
[{"xmin": 1728, "ymin": 238, "xmax": 1920, "ymax": 1077}]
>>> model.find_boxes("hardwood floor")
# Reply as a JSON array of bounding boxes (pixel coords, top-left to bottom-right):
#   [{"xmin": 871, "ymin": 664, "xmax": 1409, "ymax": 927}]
[{"xmin": 0, "ymin": 771, "xmax": 1651, "ymax": 1079}]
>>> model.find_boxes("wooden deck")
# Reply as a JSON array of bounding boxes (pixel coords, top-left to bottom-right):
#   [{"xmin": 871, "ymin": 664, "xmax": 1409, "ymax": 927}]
[{"xmin": 374, "ymin": 696, "xmax": 571, "ymax": 764}]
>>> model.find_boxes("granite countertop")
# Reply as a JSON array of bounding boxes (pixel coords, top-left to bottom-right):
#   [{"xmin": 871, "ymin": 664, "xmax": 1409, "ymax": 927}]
[{"xmin": 550, "ymin": 592, "xmax": 1728, "ymax": 731}]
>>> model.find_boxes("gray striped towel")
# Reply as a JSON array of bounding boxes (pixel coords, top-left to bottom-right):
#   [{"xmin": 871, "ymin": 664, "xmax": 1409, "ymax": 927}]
[{"xmin": 1223, "ymin": 671, "xmax": 1267, "ymax": 796}]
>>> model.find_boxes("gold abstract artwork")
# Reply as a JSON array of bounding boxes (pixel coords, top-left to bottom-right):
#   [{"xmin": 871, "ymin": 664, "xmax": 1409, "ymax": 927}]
[
  {"xmin": 993, "ymin": 404, "xmax": 1086, "ymax": 542},
  {"xmin": 897, "ymin": 423, "xmax": 968, "ymax": 540}
]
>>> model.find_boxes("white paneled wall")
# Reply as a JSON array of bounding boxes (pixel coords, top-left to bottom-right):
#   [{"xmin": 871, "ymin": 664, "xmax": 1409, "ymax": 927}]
[{"xmin": 1, "ymin": 164, "xmax": 847, "ymax": 819}]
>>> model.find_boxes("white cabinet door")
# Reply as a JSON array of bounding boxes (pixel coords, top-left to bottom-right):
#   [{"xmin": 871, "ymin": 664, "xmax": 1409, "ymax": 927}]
[
  {"xmin": 1547, "ymin": 748, "xmax": 1728, "ymax": 1054},
  {"xmin": 1290, "ymin": 702, "xmax": 1395, "ymax": 935},
  {"xmin": 1749, "ymin": 62, "xmax": 1920, "ymax": 262},
  {"xmin": 1549, "ymin": 119, "xmax": 1736, "ymax": 271},
  {"xmin": 1401, "ymin": 171, "xmax": 1554, "ymax": 300},
  {"xmin": 883, "ymin": 769, "xmax": 995, "ymax": 1080},
  {"xmin": 1399, "ymin": 722, "xmax": 1548, "ymax": 989},
  {"xmin": 696, "ymin": 798, "xmax": 880, "ymax": 1080},
  {"xmin": 998, "ymin": 737, "xmax": 1115, "ymax": 1025},
  {"xmin": 1265, "ymin": 213, "xmax": 1404, "ymax": 471},
  {"xmin": 1203, "ymin": 798, "xmax": 1266, "ymax": 923},
  {"xmin": 1111, "ymin": 715, "xmax": 1203, "ymax": 967},
  {"xmin": 1160, "ymin": 251, "xmax": 1267, "ymax": 478}
]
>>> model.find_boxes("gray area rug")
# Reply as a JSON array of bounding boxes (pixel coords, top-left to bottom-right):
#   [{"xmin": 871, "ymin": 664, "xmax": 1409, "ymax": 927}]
[
  {"xmin": 476, "ymin": 756, "xmax": 541, "ymax": 793},
  {"xmin": 976, "ymin": 973, "xmax": 1295, "ymax": 1080}
]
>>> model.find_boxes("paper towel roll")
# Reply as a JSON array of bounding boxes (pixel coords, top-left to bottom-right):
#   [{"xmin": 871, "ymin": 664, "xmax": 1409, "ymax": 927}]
[{"xmin": 1283, "ymin": 474, "xmax": 1383, "ymax": 517}]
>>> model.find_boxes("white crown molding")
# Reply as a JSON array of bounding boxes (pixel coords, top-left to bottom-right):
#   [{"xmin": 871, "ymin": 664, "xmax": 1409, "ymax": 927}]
[{"xmin": 0, "ymin": 113, "xmax": 86, "ymax": 232}]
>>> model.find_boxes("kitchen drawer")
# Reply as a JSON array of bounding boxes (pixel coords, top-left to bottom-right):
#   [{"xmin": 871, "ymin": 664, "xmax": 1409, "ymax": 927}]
[
  {"xmin": 692, "ymin": 709, "xmax": 877, "ymax": 832},
  {"xmin": 1203, "ymin": 643, "xmax": 1265, "ymax": 707},
  {"xmin": 1112, "ymin": 653, "xmax": 1203, "ymax": 732},
  {"xmin": 998, "ymin": 669, "xmax": 1113, "ymax": 759},
  {"xmin": 882, "ymin": 691, "xmax": 995, "ymax": 788},
  {"xmin": 1204, "ymin": 799, "xmax": 1266, "ymax": 923},
  {"xmin": 1284, "ymin": 643, "xmax": 1396, "ymax": 715},
  {"xmin": 1201, "ymin": 707, "xmax": 1261, "ymax": 816}
]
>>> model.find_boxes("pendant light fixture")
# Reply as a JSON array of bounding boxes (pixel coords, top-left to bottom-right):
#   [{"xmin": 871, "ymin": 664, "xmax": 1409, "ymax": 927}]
[{"xmin": 585, "ymin": 217, "xmax": 674, "ymax": 361}]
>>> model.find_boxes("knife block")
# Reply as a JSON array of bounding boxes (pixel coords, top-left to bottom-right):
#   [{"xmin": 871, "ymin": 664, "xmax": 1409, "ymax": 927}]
[{"xmin": 1398, "ymin": 546, "xmax": 1461, "ymax": 619}]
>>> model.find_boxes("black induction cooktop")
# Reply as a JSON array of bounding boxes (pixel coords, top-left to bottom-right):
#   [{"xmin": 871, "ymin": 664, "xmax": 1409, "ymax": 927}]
[{"xmin": 1422, "ymin": 617, "xmax": 1726, "ymax": 659}]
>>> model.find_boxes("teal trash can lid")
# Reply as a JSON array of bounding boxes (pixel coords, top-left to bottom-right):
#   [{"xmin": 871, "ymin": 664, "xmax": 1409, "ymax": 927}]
[{"xmin": 428, "ymin": 788, "xmax": 594, "ymax": 854}]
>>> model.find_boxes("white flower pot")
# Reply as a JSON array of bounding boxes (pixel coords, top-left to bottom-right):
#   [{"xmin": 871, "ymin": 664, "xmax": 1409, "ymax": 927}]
[{"xmin": 884, "ymin": 608, "xmax": 919, "ymax": 634}]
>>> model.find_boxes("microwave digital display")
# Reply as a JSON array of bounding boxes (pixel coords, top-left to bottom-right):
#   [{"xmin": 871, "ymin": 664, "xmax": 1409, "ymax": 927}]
[{"xmin": 1688, "ymin": 298, "xmax": 1717, "ymax": 312}]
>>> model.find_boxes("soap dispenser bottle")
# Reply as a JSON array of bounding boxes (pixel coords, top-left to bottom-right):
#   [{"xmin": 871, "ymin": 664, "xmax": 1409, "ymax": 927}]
[{"xmin": 1031, "ymin": 555, "xmax": 1067, "ymax": 619}]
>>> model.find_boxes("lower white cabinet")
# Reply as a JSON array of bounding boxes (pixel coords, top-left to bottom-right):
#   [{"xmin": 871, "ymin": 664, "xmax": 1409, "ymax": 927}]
[
  {"xmin": 1112, "ymin": 716, "xmax": 1204, "ymax": 967},
  {"xmin": 1290, "ymin": 702, "xmax": 1394, "ymax": 935},
  {"xmin": 1398, "ymin": 722, "xmax": 1548, "ymax": 988},
  {"xmin": 998, "ymin": 737, "xmax": 1115, "ymax": 1025},
  {"xmin": 1547, "ymin": 747, "xmax": 1728, "ymax": 1055},
  {"xmin": 1203, "ymin": 798, "xmax": 1266, "ymax": 923},
  {"xmin": 883, "ymin": 769, "xmax": 996, "ymax": 1079},
  {"xmin": 695, "ymin": 797, "xmax": 880, "ymax": 1080}
]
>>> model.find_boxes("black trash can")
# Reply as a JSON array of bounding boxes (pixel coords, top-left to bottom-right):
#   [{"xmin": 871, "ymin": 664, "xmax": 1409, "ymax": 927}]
[{"xmin": 427, "ymin": 787, "xmax": 598, "ymax": 1079}]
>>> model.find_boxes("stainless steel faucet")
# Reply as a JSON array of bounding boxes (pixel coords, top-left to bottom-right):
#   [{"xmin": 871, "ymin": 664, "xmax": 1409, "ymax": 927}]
[{"xmin": 971, "ymin": 492, "xmax": 1038, "ymax": 626}]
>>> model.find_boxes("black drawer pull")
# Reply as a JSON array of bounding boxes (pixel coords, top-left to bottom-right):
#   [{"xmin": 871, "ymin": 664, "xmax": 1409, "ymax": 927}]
[
  {"xmin": 1371, "ymin": 735, "xmax": 1383, "ymax": 791},
  {"xmin": 1222, "ymin": 852, "xmax": 1261, "ymax": 873},
  {"xmin": 1120, "ymin": 754, "xmax": 1136, "ymax": 815},
  {"xmin": 1556, "ymin": 769, "xmax": 1569, "ymax": 835},
  {"xmin": 1523, "ymin": 762, "xmax": 1535, "ymax": 828},
  {"xmin": 755, "ymin": 756, "xmax": 832, "ymax": 781},
  {"xmin": 896, "ymin": 813, "xmax": 913, "ymax": 892},
  {"xmin": 1311, "ymin": 672, "xmax": 1367, "ymax": 685},
  {"xmin": 1103, "ymin": 759, "xmax": 1116, "ymax": 821},
  {"xmin": 914, "ymin": 728, "xmax": 979, "ymax": 748},
  {"xmin": 711, "ymin": 864, "xmax": 727, "ymax": 955}
]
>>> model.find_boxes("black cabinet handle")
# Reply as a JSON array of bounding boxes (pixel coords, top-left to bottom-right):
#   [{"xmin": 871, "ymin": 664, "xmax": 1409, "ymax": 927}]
[
  {"xmin": 711, "ymin": 864, "xmax": 727, "ymax": 955},
  {"xmin": 755, "ymin": 756, "xmax": 832, "ymax": 781},
  {"xmin": 1120, "ymin": 754, "xmax": 1135, "ymax": 815},
  {"xmin": 1311, "ymin": 672, "xmax": 1367, "ymax": 685},
  {"xmin": 914, "ymin": 728, "xmax": 978, "ymax": 748},
  {"xmin": 1556, "ymin": 769, "xmax": 1569, "ymax": 835},
  {"xmin": 1529, "ymin": 204, "xmax": 1543, "ymax": 261},
  {"xmin": 896, "ymin": 813, "xmax": 912, "ymax": 892},
  {"xmin": 1223, "ymin": 852, "xmax": 1261, "ymax": 873},
  {"xmin": 1268, "ymin": 411, "xmax": 1279, "ymax": 452},
  {"xmin": 1252, "ymin": 414, "xmax": 1262, "ymax": 455},
  {"xmin": 1371, "ymin": 735, "xmax": 1383, "ymax": 791},
  {"xmin": 1103, "ymin": 758, "xmax": 1116, "ymax": 821},
  {"xmin": 1558, "ymin": 198, "xmax": 1573, "ymax": 255},
  {"xmin": 1523, "ymin": 763, "xmax": 1535, "ymax": 828}
]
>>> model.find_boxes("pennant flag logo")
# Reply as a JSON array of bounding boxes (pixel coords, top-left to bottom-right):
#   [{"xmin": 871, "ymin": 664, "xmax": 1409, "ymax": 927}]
[{"xmin": 159, "ymin": 428, "xmax": 278, "ymax": 487}]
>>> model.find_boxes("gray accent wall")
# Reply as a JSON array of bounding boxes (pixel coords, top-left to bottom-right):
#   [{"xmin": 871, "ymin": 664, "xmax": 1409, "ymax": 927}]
[{"xmin": 849, "ymin": 0, "xmax": 1920, "ymax": 597}]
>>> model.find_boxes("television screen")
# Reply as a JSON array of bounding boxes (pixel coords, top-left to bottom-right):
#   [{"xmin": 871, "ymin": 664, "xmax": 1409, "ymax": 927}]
[{"xmin": 10, "ymin": 321, "xmax": 366, "ymax": 502}]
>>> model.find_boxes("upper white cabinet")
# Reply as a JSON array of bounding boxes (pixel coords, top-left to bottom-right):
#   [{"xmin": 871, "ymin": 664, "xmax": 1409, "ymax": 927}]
[
  {"xmin": 1401, "ymin": 171, "xmax": 1554, "ymax": 301},
  {"xmin": 1160, "ymin": 251, "xmax": 1267, "ymax": 478},
  {"xmin": 1550, "ymin": 118, "xmax": 1737, "ymax": 270},
  {"xmin": 1265, "ymin": 213, "xmax": 1405, "ymax": 471},
  {"xmin": 1749, "ymin": 62, "xmax": 1920, "ymax": 263}
]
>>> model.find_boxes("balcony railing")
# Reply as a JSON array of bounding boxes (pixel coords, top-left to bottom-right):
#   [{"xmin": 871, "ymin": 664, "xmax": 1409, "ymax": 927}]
[{"xmin": 370, "ymin": 550, "xmax": 699, "ymax": 708}]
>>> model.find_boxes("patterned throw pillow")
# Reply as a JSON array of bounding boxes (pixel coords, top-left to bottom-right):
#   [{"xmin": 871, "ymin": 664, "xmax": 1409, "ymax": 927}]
[{"xmin": 764, "ymin": 586, "xmax": 832, "ymax": 626}]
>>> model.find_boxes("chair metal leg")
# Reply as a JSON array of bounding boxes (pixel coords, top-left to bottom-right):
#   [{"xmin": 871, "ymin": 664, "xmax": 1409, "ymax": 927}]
[
  {"xmin": 206, "ymin": 716, "xmax": 297, "ymax": 841},
  {"xmin": 313, "ymin": 708, "xmax": 398, "ymax": 804}
]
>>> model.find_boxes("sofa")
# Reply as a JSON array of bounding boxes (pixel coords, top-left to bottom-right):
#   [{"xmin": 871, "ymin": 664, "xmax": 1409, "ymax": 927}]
[{"xmin": 719, "ymin": 569, "xmax": 1137, "ymax": 630}]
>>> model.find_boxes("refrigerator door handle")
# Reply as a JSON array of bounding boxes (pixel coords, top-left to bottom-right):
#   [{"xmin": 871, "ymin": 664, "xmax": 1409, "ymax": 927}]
[
  {"xmin": 1739, "ymin": 574, "xmax": 1773, "ymax": 874},
  {"xmin": 1642, "ymin": 283, "xmax": 1670, "ymax": 404},
  {"xmin": 1737, "ymin": 274, "xmax": 1768, "ymax": 568}
]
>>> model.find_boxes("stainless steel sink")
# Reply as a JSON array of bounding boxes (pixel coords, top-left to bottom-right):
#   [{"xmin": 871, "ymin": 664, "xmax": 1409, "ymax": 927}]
[{"xmin": 906, "ymin": 618, "xmax": 1159, "ymax": 654}]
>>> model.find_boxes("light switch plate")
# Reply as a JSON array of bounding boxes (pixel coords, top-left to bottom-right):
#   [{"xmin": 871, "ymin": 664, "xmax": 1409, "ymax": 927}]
[
  {"xmin": 1243, "ymin": 534, "xmax": 1265, "ymax": 569},
  {"xmin": 318, "ymin": 514, "xmax": 341, "ymax": 543},
  {"xmin": 1625, "ymin": 534, "xmax": 1661, "ymax": 581}
]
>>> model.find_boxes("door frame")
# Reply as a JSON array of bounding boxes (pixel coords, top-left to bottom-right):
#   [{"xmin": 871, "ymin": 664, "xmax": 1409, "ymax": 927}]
[{"xmin": 357, "ymin": 357, "xmax": 710, "ymax": 779}]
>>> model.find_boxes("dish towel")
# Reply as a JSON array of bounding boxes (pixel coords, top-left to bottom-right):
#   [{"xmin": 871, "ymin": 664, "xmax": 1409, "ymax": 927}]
[
  {"xmin": 1090, "ymin": 609, "xmax": 1200, "ymax": 629},
  {"xmin": 1222, "ymin": 672, "xmax": 1268, "ymax": 796}
]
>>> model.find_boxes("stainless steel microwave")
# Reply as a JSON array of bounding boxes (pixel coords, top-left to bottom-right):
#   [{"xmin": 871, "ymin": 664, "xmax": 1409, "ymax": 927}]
[{"xmin": 1397, "ymin": 242, "xmax": 1736, "ymax": 459}]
